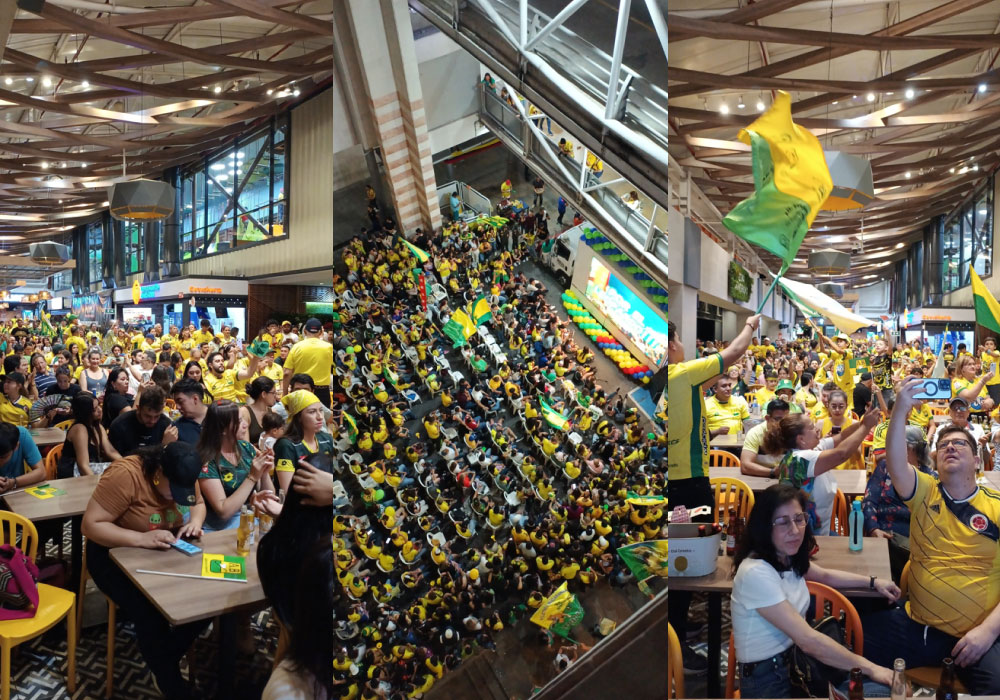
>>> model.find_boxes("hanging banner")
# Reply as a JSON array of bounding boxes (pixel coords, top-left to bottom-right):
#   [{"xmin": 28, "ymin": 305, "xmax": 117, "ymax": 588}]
[{"xmin": 728, "ymin": 261, "xmax": 752, "ymax": 302}]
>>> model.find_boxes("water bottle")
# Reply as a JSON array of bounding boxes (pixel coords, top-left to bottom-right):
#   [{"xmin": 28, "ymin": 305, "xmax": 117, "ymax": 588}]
[{"xmin": 849, "ymin": 496, "xmax": 864, "ymax": 551}]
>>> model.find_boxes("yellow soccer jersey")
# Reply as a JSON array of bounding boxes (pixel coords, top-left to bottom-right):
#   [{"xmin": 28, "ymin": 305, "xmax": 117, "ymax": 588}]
[
  {"xmin": 904, "ymin": 470, "xmax": 1000, "ymax": 637},
  {"xmin": 203, "ymin": 368, "xmax": 237, "ymax": 401},
  {"xmin": 829, "ymin": 349, "xmax": 856, "ymax": 409},
  {"xmin": 0, "ymin": 395, "xmax": 31, "ymax": 427},
  {"xmin": 704, "ymin": 395, "xmax": 750, "ymax": 436},
  {"xmin": 667, "ymin": 354, "xmax": 723, "ymax": 481},
  {"xmin": 908, "ymin": 403, "xmax": 932, "ymax": 430}
]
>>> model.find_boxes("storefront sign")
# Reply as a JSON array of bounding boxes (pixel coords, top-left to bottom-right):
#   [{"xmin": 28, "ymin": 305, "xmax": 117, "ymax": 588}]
[
  {"xmin": 114, "ymin": 278, "xmax": 248, "ymax": 304},
  {"xmin": 131, "ymin": 280, "xmax": 141, "ymax": 305},
  {"xmin": 923, "ymin": 314, "xmax": 952, "ymax": 321},
  {"xmin": 728, "ymin": 261, "xmax": 752, "ymax": 303}
]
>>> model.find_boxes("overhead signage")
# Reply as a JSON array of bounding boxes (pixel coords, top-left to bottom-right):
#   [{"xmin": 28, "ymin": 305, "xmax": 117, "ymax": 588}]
[
  {"xmin": 189, "ymin": 286, "xmax": 222, "ymax": 294},
  {"xmin": 728, "ymin": 261, "xmax": 752, "ymax": 303},
  {"xmin": 131, "ymin": 280, "xmax": 141, "ymax": 305}
]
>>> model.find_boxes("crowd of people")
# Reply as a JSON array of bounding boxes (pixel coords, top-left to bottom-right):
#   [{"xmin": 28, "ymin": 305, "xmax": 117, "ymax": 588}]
[
  {"xmin": 0, "ymin": 313, "xmax": 335, "ymax": 699},
  {"xmin": 668, "ymin": 314, "xmax": 1000, "ymax": 696},
  {"xmin": 327, "ymin": 195, "xmax": 662, "ymax": 697}
]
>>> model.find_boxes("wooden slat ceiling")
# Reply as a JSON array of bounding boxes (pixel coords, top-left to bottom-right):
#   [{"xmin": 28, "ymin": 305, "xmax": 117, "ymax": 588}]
[
  {"xmin": 668, "ymin": 0, "xmax": 1000, "ymax": 287},
  {"xmin": 0, "ymin": 0, "xmax": 332, "ymax": 254}
]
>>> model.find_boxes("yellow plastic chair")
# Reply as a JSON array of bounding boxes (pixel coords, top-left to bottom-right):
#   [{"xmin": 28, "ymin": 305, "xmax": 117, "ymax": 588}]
[
  {"xmin": 710, "ymin": 476, "xmax": 755, "ymax": 529},
  {"xmin": 0, "ymin": 512, "xmax": 76, "ymax": 700},
  {"xmin": 709, "ymin": 449, "xmax": 740, "ymax": 468},
  {"xmin": 899, "ymin": 561, "xmax": 968, "ymax": 693},
  {"xmin": 668, "ymin": 623, "xmax": 685, "ymax": 699},
  {"xmin": 77, "ymin": 545, "xmax": 117, "ymax": 699}
]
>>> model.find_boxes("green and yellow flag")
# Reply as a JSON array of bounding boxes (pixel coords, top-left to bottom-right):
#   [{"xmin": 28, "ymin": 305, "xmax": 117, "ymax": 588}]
[
  {"xmin": 441, "ymin": 308, "xmax": 477, "ymax": 348},
  {"xmin": 722, "ymin": 91, "xmax": 832, "ymax": 265},
  {"xmin": 343, "ymin": 413, "xmax": 358, "ymax": 443},
  {"xmin": 617, "ymin": 540, "xmax": 668, "ymax": 581},
  {"xmin": 401, "ymin": 238, "xmax": 430, "ymax": 264},
  {"xmin": 971, "ymin": 266, "xmax": 1000, "ymax": 335},
  {"xmin": 530, "ymin": 582, "xmax": 585, "ymax": 639},
  {"xmin": 539, "ymin": 398, "xmax": 571, "ymax": 431},
  {"xmin": 472, "ymin": 295, "xmax": 492, "ymax": 326}
]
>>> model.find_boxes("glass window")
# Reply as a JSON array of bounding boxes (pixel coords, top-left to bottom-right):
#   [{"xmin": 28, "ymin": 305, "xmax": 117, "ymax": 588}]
[
  {"xmin": 173, "ymin": 115, "xmax": 289, "ymax": 262},
  {"xmin": 943, "ymin": 177, "xmax": 993, "ymax": 291},
  {"xmin": 86, "ymin": 221, "xmax": 102, "ymax": 285},
  {"xmin": 123, "ymin": 221, "xmax": 144, "ymax": 274}
]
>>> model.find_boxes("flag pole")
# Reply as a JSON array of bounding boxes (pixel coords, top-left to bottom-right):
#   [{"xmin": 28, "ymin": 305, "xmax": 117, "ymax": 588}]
[{"xmin": 756, "ymin": 262, "xmax": 790, "ymax": 315}]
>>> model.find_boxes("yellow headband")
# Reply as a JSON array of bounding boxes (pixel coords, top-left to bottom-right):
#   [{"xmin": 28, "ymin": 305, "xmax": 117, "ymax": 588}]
[{"xmin": 281, "ymin": 389, "xmax": 320, "ymax": 417}]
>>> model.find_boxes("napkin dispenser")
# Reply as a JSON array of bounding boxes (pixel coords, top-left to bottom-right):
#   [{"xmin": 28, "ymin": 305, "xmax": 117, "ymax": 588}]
[{"xmin": 667, "ymin": 522, "xmax": 721, "ymax": 577}]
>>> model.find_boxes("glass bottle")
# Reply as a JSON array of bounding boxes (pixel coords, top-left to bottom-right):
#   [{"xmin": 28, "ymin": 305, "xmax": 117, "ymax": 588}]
[
  {"xmin": 848, "ymin": 667, "xmax": 864, "ymax": 700},
  {"xmin": 890, "ymin": 658, "xmax": 906, "ymax": 700},
  {"xmin": 936, "ymin": 658, "xmax": 956, "ymax": 700}
]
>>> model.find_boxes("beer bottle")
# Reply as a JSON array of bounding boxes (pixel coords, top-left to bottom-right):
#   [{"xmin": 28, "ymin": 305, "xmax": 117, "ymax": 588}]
[
  {"xmin": 725, "ymin": 517, "xmax": 737, "ymax": 556},
  {"xmin": 890, "ymin": 658, "xmax": 906, "ymax": 700},
  {"xmin": 937, "ymin": 658, "xmax": 957, "ymax": 700},
  {"xmin": 848, "ymin": 667, "xmax": 864, "ymax": 700}
]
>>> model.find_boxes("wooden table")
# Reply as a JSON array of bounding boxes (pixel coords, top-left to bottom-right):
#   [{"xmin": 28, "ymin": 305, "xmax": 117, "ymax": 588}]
[
  {"xmin": 711, "ymin": 434, "xmax": 744, "ymax": 450},
  {"xmin": 671, "ymin": 536, "xmax": 892, "ymax": 697},
  {"xmin": 3, "ymin": 474, "xmax": 98, "ymax": 591},
  {"xmin": 932, "ymin": 414, "xmax": 951, "ymax": 425},
  {"xmin": 28, "ymin": 427, "xmax": 66, "ymax": 447},
  {"xmin": 110, "ymin": 529, "xmax": 266, "ymax": 698},
  {"xmin": 708, "ymin": 467, "xmax": 868, "ymax": 498}
]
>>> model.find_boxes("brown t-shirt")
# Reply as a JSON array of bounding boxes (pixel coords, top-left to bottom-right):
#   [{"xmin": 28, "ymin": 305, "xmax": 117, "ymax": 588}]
[{"xmin": 91, "ymin": 456, "xmax": 186, "ymax": 533}]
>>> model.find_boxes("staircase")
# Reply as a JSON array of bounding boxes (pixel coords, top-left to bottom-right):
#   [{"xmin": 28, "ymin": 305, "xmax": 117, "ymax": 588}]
[{"xmin": 425, "ymin": 651, "xmax": 511, "ymax": 700}]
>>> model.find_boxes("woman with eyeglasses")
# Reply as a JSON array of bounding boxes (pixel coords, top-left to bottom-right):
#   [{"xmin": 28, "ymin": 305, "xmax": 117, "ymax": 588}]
[
  {"xmin": 762, "ymin": 406, "xmax": 881, "ymax": 535},
  {"xmin": 731, "ymin": 484, "xmax": 900, "ymax": 698},
  {"xmin": 246, "ymin": 377, "xmax": 278, "ymax": 446}
]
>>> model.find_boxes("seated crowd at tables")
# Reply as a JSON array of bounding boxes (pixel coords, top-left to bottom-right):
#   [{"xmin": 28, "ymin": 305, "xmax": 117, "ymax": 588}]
[
  {"xmin": 0, "ymin": 316, "xmax": 335, "ymax": 699},
  {"xmin": 326, "ymin": 212, "xmax": 663, "ymax": 697},
  {"xmin": 672, "ymin": 316, "xmax": 1000, "ymax": 697}
]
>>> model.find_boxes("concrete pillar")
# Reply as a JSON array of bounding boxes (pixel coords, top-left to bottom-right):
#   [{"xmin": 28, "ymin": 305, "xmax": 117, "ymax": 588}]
[
  {"xmin": 672, "ymin": 283, "xmax": 699, "ymax": 357},
  {"xmin": 100, "ymin": 212, "xmax": 115, "ymax": 288},
  {"xmin": 341, "ymin": 0, "xmax": 442, "ymax": 236}
]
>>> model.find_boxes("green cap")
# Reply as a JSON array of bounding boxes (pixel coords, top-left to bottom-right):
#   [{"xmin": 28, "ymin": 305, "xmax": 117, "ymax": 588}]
[{"xmin": 775, "ymin": 379, "xmax": 795, "ymax": 392}]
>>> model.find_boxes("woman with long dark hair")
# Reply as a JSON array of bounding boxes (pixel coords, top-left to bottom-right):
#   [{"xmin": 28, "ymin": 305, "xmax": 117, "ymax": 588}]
[
  {"xmin": 79, "ymin": 349, "xmax": 109, "ymax": 396},
  {"xmin": 183, "ymin": 359, "xmax": 211, "ymax": 401},
  {"xmin": 58, "ymin": 393, "xmax": 121, "ymax": 478},
  {"xmin": 246, "ymin": 377, "xmax": 278, "ymax": 446},
  {"xmin": 730, "ymin": 485, "xmax": 898, "ymax": 698},
  {"xmin": 196, "ymin": 400, "xmax": 273, "ymax": 532},
  {"xmin": 101, "ymin": 367, "xmax": 133, "ymax": 429},
  {"xmin": 262, "ymin": 541, "xmax": 333, "ymax": 699}
]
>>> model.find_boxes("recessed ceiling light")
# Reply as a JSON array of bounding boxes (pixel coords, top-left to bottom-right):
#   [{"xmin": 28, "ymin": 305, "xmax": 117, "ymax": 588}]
[
  {"xmin": 756, "ymin": 100, "xmax": 765, "ymax": 111},
  {"xmin": 737, "ymin": 98, "xmax": 745, "ymax": 109},
  {"xmin": 266, "ymin": 89, "xmax": 273, "ymax": 96},
  {"xmin": 905, "ymin": 172, "xmax": 911, "ymax": 178},
  {"xmin": 950, "ymin": 168, "xmax": 956, "ymax": 173},
  {"xmin": 80, "ymin": 80, "xmax": 89, "ymax": 88},
  {"xmin": 719, "ymin": 103, "xmax": 729, "ymax": 114},
  {"xmin": 867, "ymin": 93, "xmax": 876, "ymax": 102},
  {"xmin": 2, "ymin": 78, "xmax": 10, "ymax": 86},
  {"xmin": 213, "ymin": 86, "xmax": 222, "ymax": 94},
  {"xmin": 886, "ymin": 92, "xmax": 894, "ymax": 96},
  {"xmin": 292, "ymin": 89, "xmax": 300, "ymax": 97},
  {"xmin": 832, "ymin": 100, "xmax": 839, "ymax": 105},
  {"xmin": 40, "ymin": 161, "xmax": 48, "ymax": 169},
  {"xmin": 26, "ymin": 77, "xmax": 33, "ymax": 83},
  {"xmin": 905, "ymin": 88, "xmax": 915, "ymax": 99},
  {"xmin": 853, "ymin": 95, "xmax": 858, "ymax": 99},
  {"xmin": 41, "ymin": 77, "xmax": 52, "ymax": 88},
  {"xmin": 979, "ymin": 83, "xmax": 988, "ymax": 93},
  {"xmin": 896, "ymin": 243, "xmax": 905, "ymax": 249}
]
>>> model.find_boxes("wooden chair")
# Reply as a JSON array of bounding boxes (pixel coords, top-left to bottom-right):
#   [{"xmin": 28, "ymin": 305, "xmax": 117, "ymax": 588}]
[
  {"xmin": 899, "ymin": 562, "xmax": 968, "ymax": 693},
  {"xmin": 710, "ymin": 476, "xmax": 754, "ymax": 529},
  {"xmin": 709, "ymin": 449, "xmax": 740, "ymax": 468},
  {"xmin": 668, "ymin": 623, "xmax": 685, "ymax": 699},
  {"xmin": 831, "ymin": 489, "xmax": 848, "ymax": 536},
  {"xmin": 725, "ymin": 581, "xmax": 864, "ymax": 700},
  {"xmin": 0, "ymin": 512, "xmax": 76, "ymax": 700}
]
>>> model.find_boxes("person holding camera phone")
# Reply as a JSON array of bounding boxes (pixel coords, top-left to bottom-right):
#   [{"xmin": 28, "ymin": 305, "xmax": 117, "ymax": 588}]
[{"xmin": 928, "ymin": 397, "xmax": 987, "ymax": 463}]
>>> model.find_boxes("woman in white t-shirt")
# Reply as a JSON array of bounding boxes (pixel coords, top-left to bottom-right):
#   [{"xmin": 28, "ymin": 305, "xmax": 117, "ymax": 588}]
[
  {"xmin": 762, "ymin": 407, "xmax": 880, "ymax": 535},
  {"xmin": 731, "ymin": 484, "xmax": 899, "ymax": 698}
]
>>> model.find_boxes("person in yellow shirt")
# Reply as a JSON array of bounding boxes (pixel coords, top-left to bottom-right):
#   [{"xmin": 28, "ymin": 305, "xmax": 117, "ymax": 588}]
[
  {"xmin": 0, "ymin": 373, "xmax": 32, "ymax": 427},
  {"xmin": 281, "ymin": 318, "xmax": 333, "ymax": 407},
  {"xmin": 815, "ymin": 327, "xmax": 856, "ymax": 411},
  {"xmin": 752, "ymin": 373, "xmax": 778, "ymax": 411},
  {"xmin": 203, "ymin": 350, "xmax": 260, "ymax": 401},
  {"xmin": 981, "ymin": 336, "xmax": 1000, "ymax": 407},
  {"xmin": 65, "ymin": 327, "xmax": 87, "ymax": 356},
  {"xmin": 191, "ymin": 319, "xmax": 217, "ymax": 347},
  {"xmin": 260, "ymin": 319, "xmax": 283, "ymax": 349},
  {"xmin": 704, "ymin": 376, "xmax": 751, "ymax": 437},
  {"xmin": 951, "ymin": 355, "xmax": 994, "ymax": 414}
]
